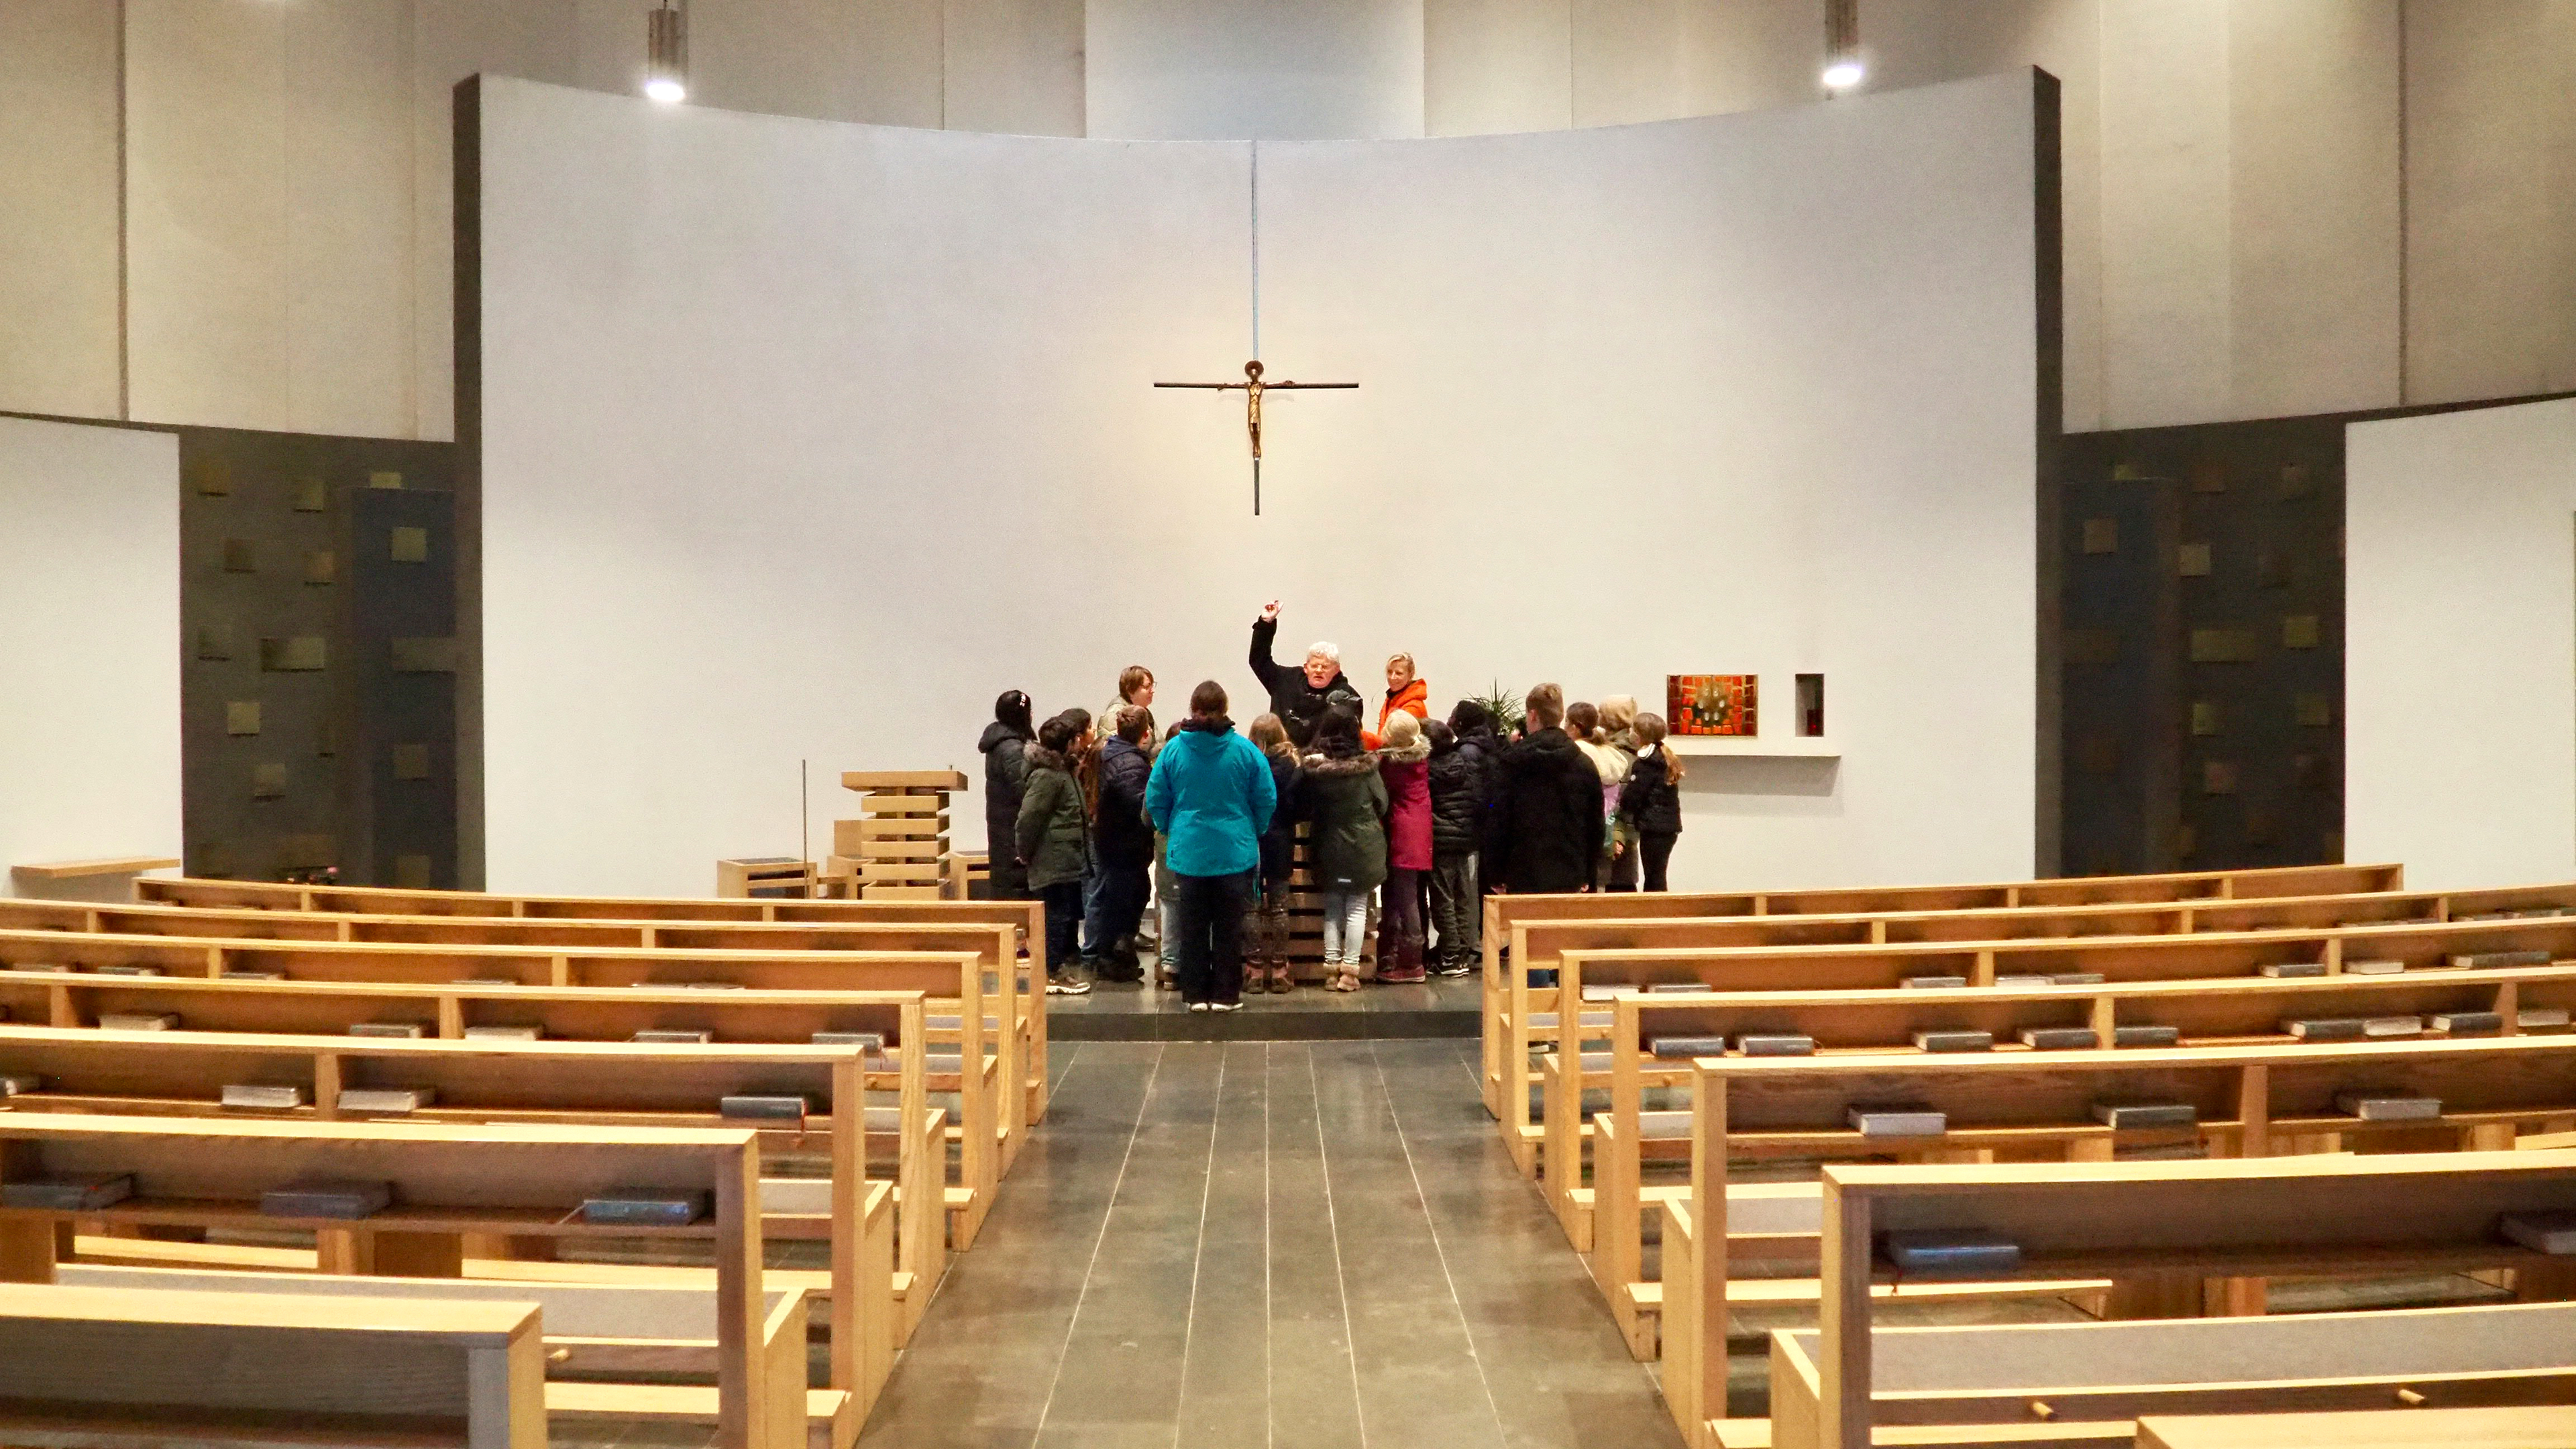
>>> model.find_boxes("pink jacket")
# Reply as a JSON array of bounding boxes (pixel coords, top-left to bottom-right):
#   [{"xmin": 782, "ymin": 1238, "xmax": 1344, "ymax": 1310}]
[{"xmin": 1379, "ymin": 738, "xmax": 1434, "ymax": 873}]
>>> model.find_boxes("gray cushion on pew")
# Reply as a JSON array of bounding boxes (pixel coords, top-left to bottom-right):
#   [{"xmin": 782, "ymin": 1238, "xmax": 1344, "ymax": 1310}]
[
  {"xmin": 926, "ymin": 1015, "xmax": 1004, "ymax": 1032},
  {"xmin": 1527, "ymin": 1012, "xmax": 1614, "ymax": 1030},
  {"xmin": 1639, "ymin": 1110, "xmax": 1692, "ymax": 1140},
  {"xmin": 1580, "ymin": 1053, "xmax": 1614, "ymax": 1071}
]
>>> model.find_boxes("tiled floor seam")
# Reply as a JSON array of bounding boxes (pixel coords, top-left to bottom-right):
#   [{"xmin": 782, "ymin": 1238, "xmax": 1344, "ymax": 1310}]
[
  {"xmin": 1169, "ymin": 1046, "xmax": 1229, "ymax": 1449},
  {"xmin": 1307, "ymin": 1043, "xmax": 1373, "ymax": 1449},
  {"xmin": 1366, "ymin": 1040, "xmax": 1513, "ymax": 1449},
  {"xmin": 1023, "ymin": 1040, "xmax": 1165, "ymax": 1446}
]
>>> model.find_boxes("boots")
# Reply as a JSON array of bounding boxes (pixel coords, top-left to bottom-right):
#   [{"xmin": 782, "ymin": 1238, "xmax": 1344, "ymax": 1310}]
[
  {"xmin": 1268, "ymin": 954, "xmax": 1297, "ymax": 994},
  {"xmin": 1377, "ymin": 934, "xmax": 1427, "ymax": 985}
]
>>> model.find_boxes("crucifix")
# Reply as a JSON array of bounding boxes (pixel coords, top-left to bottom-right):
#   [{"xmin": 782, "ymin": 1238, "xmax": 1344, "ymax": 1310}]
[{"xmin": 1154, "ymin": 361, "xmax": 1357, "ymax": 515}]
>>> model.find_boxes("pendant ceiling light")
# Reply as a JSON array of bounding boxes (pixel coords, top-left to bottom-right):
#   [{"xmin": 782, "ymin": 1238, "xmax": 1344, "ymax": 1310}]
[
  {"xmin": 1821, "ymin": 0, "xmax": 1864, "ymax": 93},
  {"xmin": 645, "ymin": 1, "xmax": 688, "ymax": 104}
]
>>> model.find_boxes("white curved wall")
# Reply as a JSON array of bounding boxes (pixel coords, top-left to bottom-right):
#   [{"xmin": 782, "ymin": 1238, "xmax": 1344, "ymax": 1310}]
[{"xmin": 476, "ymin": 71, "xmax": 2042, "ymax": 896}]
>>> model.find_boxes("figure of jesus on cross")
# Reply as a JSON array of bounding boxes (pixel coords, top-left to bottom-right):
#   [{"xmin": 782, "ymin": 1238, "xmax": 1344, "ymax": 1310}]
[{"xmin": 1156, "ymin": 361, "xmax": 1356, "ymax": 515}]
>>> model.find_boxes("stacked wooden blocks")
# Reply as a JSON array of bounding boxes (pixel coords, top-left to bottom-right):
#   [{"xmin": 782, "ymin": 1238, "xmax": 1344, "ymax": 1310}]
[
  {"xmin": 1285, "ymin": 823, "xmax": 1375, "ymax": 982},
  {"xmin": 835, "ymin": 770, "xmax": 967, "ymax": 901}
]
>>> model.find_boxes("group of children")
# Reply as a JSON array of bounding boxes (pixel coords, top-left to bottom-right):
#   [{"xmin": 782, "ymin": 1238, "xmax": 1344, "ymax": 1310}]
[{"xmin": 978, "ymin": 604, "xmax": 1686, "ymax": 997}]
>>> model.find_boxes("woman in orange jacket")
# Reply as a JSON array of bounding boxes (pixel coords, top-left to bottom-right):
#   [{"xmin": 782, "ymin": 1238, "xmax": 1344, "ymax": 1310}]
[{"xmin": 1366, "ymin": 652, "xmax": 1430, "ymax": 749}]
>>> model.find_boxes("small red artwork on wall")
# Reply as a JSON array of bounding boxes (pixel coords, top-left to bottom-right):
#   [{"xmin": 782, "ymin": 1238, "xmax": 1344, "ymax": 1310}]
[{"xmin": 1668, "ymin": 674, "xmax": 1758, "ymax": 737}]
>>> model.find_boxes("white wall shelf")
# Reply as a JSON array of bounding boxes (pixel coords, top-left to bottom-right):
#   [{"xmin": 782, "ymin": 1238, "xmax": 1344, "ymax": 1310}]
[{"xmin": 1666, "ymin": 736, "xmax": 1839, "ymax": 759}]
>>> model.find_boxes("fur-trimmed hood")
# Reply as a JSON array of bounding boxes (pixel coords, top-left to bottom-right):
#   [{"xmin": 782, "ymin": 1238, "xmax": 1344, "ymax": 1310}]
[
  {"xmin": 1301, "ymin": 751, "xmax": 1379, "ymax": 780},
  {"xmin": 1373, "ymin": 737, "xmax": 1430, "ymax": 766},
  {"xmin": 1024, "ymin": 743, "xmax": 1071, "ymax": 773}
]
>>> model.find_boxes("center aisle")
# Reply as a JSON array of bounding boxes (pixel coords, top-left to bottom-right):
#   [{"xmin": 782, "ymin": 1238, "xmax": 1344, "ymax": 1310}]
[{"xmin": 861, "ymin": 1039, "xmax": 1684, "ymax": 1449}]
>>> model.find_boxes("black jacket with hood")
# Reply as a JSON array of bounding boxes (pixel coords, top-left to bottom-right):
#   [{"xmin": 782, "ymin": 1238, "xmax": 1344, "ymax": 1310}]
[
  {"xmin": 1619, "ymin": 746, "xmax": 1684, "ymax": 838},
  {"xmin": 1249, "ymin": 617, "xmax": 1363, "ymax": 747},
  {"xmin": 1489, "ymin": 727, "xmax": 1607, "ymax": 894},
  {"xmin": 1426, "ymin": 730, "xmax": 1486, "ymax": 858},
  {"xmin": 1094, "ymin": 735, "xmax": 1156, "ymax": 869},
  {"xmin": 979, "ymin": 720, "xmax": 1032, "ymax": 857},
  {"xmin": 1256, "ymin": 748, "xmax": 1305, "ymax": 883}
]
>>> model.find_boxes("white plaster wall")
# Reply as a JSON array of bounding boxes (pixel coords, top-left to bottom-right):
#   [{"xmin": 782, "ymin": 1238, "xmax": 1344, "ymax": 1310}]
[
  {"xmin": 2403, "ymin": 0, "xmax": 2576, "ymax": 407},
  {"xmin": 0, "ymin": 0, "xmax": 2563, "ymax": 443},
  {"xmin": 475, "ymin": 72, "xmax": 2039, "ymax": 896},
  {"xmin": 0, "ymin": 0, "xmax": 121, "ymax": 421},
  {"xmin": 2348, "ymin": 398, "xmax": 2576, "ymax": 890},
  {"xmin": 1086, "ymin": 0, "xmax": 1426, "ymax": 140},
  {"xmin": 0, "ymin": 417, "xmax": 183, "ymax": 892}
]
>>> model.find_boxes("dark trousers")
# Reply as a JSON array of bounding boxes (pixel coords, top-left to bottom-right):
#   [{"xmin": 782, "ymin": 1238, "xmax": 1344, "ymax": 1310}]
[
  {"xmin": 1083, "ymin": 859, "xmax": 1150, "ymax": 971},
  {"xmin": 1428, "ymin": 853, "xmax": 1479, "ymax": 967},
  {"xmin": 989, "ymin": 855, "xmax": 1030, "ymax": 901},
  {"xmin": 1038, "ymin": 880, "xmax": 1083, "ymax": 976},
  {"xmin": 1242, "ymin": 873, "xmax": 1293, "ymax": 963},
  {"xmin": 1640, "ymin": 833, "xmax": 1678, "ymax": 893},
  {"xmin": 1173, "ymin": 869, "xmax": 1254, "ymax": 1005},
  {"xmin": 1606, "ymin": 822, "xmax": 1641, "ymax": 892},
  {"xmin": 1381, "ymin": 867, "xmax": 1426, "ymax": 975}
]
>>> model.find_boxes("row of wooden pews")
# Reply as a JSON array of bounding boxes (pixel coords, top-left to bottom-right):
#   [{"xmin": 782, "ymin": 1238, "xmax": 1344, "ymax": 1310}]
[
  {"xmin": 0, "ymin": 875, "xmax": 1057, "ymax": 1449},
  {"xmin": 1485, "ymin": 863, "xmax": 2576, "ymax": 1449},
  {"xmin": 1479, "ymin": 862, "xmax": 2420, "ymax": 1173}
]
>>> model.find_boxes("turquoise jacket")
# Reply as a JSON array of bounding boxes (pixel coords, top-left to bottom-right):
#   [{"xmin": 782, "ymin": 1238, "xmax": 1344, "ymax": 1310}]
[{"xmin": 1145, "ymin": 719, "xmax": 1277, "ymax": 878}]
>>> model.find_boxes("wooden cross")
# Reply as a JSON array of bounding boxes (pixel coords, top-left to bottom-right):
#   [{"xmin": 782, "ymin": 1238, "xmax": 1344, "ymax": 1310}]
[{"xmin": 1155, "ymin": 360, "xmax": 1357, "ymax": 515}]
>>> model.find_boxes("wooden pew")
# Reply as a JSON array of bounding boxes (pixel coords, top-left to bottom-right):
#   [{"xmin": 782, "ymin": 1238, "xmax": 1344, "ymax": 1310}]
[
  {"xmin": 0, "ymin": 1112, "xmax": 796, "ymax": 1449},
  {"xmin": 0, "ymin": 1279, "xmax": 543, "ymax": 1449},
  {"xmin": 127, "ymin": 879, "xmax": 1054, "ymax": 1126},
  {"xmin": 1780, "ymin": 1150, "xmax": 2576, "ymax": 1449},
  {"xmin": 0, "ymin": 895, "xmax": 1053, "ymax": 1133},
  {"xmin": 1477, "ymin": 863, "xmax": 2409, "ymax": 1118},
  {"xmin": 0, "ymin": 928, "xmax": 1008, "ymax": 1246},
  {"xmin": 1559, "ymin": 961, "xmax": 2576, "ymax": 1288},
  {"xmin": 0, "ymin": 1022, "xmax": 921, "ymax": 1395},
  {"xmin": 1490, "ymin": 881, "xmax": 2576, "ymax": 1169},
  {"xmin": 2138, "ymin": 1405, "xmax": 2576, "ymax": 1448},
  {"xmin": 1663, "ymin": 1040, "xmax": 2576, "ymax": 1444},
  {"xmin": 1510, "ymin": 904, "xmax": 2576, "ymax": 1180},
  {"xmin": 0, "ymin": 963, "xmax": 985, "ymax": 1250}
]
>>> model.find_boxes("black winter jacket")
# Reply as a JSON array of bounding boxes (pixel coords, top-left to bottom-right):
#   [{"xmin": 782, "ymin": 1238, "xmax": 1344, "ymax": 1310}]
[
  {"xmin": 978, "ymin": 721, "xmax": 1032, "ymax": 857},
  {"xmin": 1619, "ymin": 747, "xmax": 1683, "ymax": 838},
  {"xmin": 1426, "ymin": 735, "xmax": 1485, "ymax": 858},
  {"xmin": 1249, "ymin": 618, "xmax": 1363, "ymax": 747},
  {"xmin": 1256, "ymin": 751, "xmax": 1305, "ymax": 882},
  {"xmin": 1094, "ymin": 736, "xmax": 1156, "ymax": 868},
  {"xmin": 1489, "ymin": 727, "xmax": 1606, "ymax": 894},
  {"xmin": 1453, "ymin": 726, "xmax": 1505, "ymax": 856}
]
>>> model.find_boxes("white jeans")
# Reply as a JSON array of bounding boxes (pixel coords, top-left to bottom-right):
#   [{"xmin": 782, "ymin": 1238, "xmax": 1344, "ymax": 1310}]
[{"xmin": 1321, "ymin": 888, "xmax": 1369, "ymax": 965}]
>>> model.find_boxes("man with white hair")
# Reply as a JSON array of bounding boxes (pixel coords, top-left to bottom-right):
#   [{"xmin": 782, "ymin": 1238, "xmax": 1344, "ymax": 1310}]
[{"xmin": 1248, "ymin": 600, "xmax": 1362, "ymax": 748}]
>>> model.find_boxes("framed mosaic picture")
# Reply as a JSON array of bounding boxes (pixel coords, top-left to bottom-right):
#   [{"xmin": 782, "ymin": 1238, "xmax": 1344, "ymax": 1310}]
[{"xmin": 1668, "ymin": 674, "xmax": 1757, "ymax": 737}]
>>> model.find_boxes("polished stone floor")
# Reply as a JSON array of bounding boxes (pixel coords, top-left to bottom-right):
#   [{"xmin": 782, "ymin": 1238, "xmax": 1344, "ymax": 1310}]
[
  {"xmin": 1046, "ymin": 975, "xmax": 1481, "ymax": 1040},
  {"xmin": 860, "ymin": 1038, "xmax": 1682, "ymax": 1449}
]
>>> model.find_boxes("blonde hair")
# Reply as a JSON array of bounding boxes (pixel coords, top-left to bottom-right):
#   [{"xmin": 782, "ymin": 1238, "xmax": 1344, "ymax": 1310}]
[
  {"xmin": 1248, "ymin": 712, "xmax": 1295, "ymax": 761},
  {"xmin": 1600, "ymin": 694, "xmax": 1638, "ymax": 735},
  {"xmin": 1386, "ymin": 651, "xmax": 1415, "ymax": 677},
  {"xmin": 1382, "ymin": 712, "xmax": 1421, "ymax": 750},
  {"xmin": 1525, "ymin": 683, "xmax": 1564, "ymax": 731},
  {"xmin": 1635, "ymin": 712, "xmax": 1682, "ymax": 782}
]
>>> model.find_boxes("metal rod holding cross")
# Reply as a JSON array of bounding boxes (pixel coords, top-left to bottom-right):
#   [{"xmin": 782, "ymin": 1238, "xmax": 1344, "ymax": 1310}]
[{"xmin": 1155, "ymin": 360, "xmax": 1358, "ymax": 515}]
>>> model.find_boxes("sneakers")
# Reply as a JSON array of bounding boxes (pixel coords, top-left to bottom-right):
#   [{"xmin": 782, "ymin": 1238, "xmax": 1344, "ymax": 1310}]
[
  {"xmin": 1431, "ymin": 959, "xmax": 1474, "ymax": 977},
  {"xmin": 1210, "ymin": 1000, "xmax": 1243, "ymax": 1013},
  {"xmin": 1046, "ymin": 973, "xmax": 1092, "ymax": 996},
  {"xmin": 1187, "ymin": 1001, "xmax": 1212, "ymax": 1013}
]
